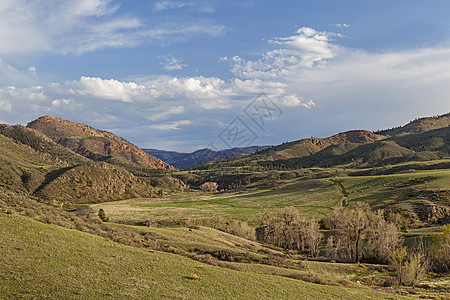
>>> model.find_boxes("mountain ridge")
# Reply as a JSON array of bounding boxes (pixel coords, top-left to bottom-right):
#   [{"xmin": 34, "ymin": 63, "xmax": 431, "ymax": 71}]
[
  {"xmin": 205, "ymin": 113, "xmax": 450, "ymax": 169},
  {"xmin": 27, "ymin": 116, "xmax": 173, "ymax": 172}
]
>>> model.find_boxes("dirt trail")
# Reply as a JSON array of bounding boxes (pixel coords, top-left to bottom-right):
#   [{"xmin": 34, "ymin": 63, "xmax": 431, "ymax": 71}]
[{"xmin": 330, "ymin": 179, "xmax": 348, "ymax": 197}]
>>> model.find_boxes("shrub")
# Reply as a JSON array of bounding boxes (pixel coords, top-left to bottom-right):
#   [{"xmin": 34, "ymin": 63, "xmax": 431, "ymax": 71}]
[
  {"xmin": 98, "ymin": 209, "xmax": 109, "ymax": 222},
  {"xmin": 200, "ymin": 182, "xmax": 218, "ymax": 193},
  {"xmin": 186, "ymin": 273, "xmax": 200, "ymax": 280}
]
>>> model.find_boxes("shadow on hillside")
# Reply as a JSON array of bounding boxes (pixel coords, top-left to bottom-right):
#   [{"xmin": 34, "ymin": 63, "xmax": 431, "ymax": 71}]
[
  {"xmin": 33, "ymin": 166, "xmax": 77, "ymax": 196},
  {"xmin": 232, "ymin": 180, "xmax": 333, "ymax": 200}
]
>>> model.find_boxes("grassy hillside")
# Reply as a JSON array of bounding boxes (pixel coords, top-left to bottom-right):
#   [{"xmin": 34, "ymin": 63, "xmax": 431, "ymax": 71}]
[
  {"xmin": 0, "ymin": 133, "xmax": 60, "ymax": 194},
  {"xmin": 0, "ymin": 124, "xmax": 89, "ymax": 166},
  {"xmin": 249, "ymin": 130, "xmax": 384, "ymax": 162},
  {"xmin": 377, "ymin": 113, "xmax": 450, "ymax": 136},
  {"xmin": 0, "ymin": 213, "xmax": 405, "ymax": 299},
  {"xmin": 35, "ymin": 162, "xmax": 155, "ymax": 205}
]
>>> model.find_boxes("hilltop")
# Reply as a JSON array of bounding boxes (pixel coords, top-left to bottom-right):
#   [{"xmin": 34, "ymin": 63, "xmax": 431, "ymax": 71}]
[
  {"xmin": 377, "ymin": 112, "xmax": 450, "ymax": 136},
  {"xmin": 28, "ymin": 116, "xmax": 173, "ymax": 173}
]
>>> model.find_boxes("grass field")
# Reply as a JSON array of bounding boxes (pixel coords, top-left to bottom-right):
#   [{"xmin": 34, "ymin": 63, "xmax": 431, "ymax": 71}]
[
  {"xmin": 0, "ymin": 213, "xmax": 409, "ymax": 299},
  {"xmin": 92, "ymin": 168, "xmax": 450, "ymax": 226},
  {"xmin": 91, "ymin": 178, "xmax": 342, "ymax": 224}
]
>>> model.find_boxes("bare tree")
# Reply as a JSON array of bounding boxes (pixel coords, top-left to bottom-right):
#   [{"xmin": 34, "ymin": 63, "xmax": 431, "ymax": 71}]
[
  {"xmin": 366, "ymin": 211, "xmax": 403, "ymax": 263},
  {"xmin": 325, "ymin": 203, "xmax": 401, "ymax": 263},
  {"xmin": 389, "ymin": 247, "xmax": 428, "ymax": 288},
  {"xmin": 332, "ymin": 203, "xmax": 371, "ymax": 263},
  {"xmin": 303, "ymin": 219, "xmax": 322, "ymax": 257},
  {"xmin": 200, "ymin": 182, "xmax": 218, "ymax": 193}
]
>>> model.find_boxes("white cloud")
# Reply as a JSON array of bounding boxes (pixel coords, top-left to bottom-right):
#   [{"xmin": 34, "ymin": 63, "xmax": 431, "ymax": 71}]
[
  {"xmin": 142, "ymin": 22, "xmax": 227, "ymax": 44},
  {"xmin": 159, "ymin": 55, "xmax": 187, "ymax": 71},
  {"xmin": 230, "ymin": 27, "xmax": 341, "ymax": 79},
  {"xmin": 0, "ymin": 0, "xmax": 134, "ymax": 55},
  {"xmin": 0, "ymin": 58, "xmax": 36, "ymax": 85},
  {"xmin": 0, "ymin": 0, "xmax": 226, "ymax": 56},
  {"xmin": 0, "ymin": 85, "xmax": 48, "ymax": 102},
  {"xmin": 64, "ymin": 77, "xmax": 147, "ymax": 102},
  {"xmin": 154, "ymin": 1, "xmax": 189, "ymax": 11},
  {"xmin": 0, "ymin": 72, "xmax": 309, "ymax": 135},
  {"xmin": 51, "ymin": 99, "xmax": 71, "ymax": 106},
  {"xmin": 148, "ymin": 120, "xmax": 192, "ymax": 130},
  {"xmin": 279, "ymin": 94, "xmax": 315, "ymax": 108}
]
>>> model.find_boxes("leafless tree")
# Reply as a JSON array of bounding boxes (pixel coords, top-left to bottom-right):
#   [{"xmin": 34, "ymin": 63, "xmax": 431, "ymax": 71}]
[
  {"xmin": 303, "ymin": 219, "xmax": 322, "ymax": 257},
  {"xmin": 366, "ymin": 211, "xmax": 403, "ymax": 263},
  {"xmin": 200, "ymin": 182, "xmax": 218, "ymax": 193}
]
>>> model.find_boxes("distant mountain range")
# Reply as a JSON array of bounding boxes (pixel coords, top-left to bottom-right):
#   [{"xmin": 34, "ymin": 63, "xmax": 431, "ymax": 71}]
[{"xmin": 143, "ymin": 146, "xmax": 271, "ymax": 169}]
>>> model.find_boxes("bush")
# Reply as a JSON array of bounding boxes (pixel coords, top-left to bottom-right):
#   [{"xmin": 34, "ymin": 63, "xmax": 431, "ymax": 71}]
[
  {"xmin": 98, "ymin": 209, "xmax": 109, "ymax": 222},
  {"xmin": 200, "ymin": 182, "xmax": 218, "ymax": 193},
  {"xmin": 186, "ymin": 273, "xmax": 200, "ymax": 280}
]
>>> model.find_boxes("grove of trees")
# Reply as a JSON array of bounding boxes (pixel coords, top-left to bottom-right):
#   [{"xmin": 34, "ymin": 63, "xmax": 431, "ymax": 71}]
[{"xmin": 254, "ymin": 203, "xmax": 450, "ymax": 286}]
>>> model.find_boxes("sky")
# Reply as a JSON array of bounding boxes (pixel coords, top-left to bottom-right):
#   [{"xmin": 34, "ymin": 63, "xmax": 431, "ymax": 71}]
[{"xmin": 1, "ymin": 0, "xmax": 450, "ymax": 152}]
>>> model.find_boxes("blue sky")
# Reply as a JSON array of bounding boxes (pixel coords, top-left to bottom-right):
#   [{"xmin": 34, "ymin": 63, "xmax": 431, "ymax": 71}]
[{"xmin": 1, "ymin": 0, "xmax": 450, "ymax": 152}]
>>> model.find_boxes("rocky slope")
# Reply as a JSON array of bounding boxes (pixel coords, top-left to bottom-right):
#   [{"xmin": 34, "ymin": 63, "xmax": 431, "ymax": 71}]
[{"xmin": 27, "ymin": 116, "xmax": 173, "ymax": 172}]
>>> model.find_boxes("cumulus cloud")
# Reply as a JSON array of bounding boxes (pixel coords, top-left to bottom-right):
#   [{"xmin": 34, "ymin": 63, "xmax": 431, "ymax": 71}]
[
  {"xmin": 230, "ymin": 27, "xmax": 341, "ymax": 79},
  {"xmin": 0, "ymin": 71, "xmax": 311, "ymax": 138},
  {"xmin": 64, "ymin": 77, "xmax": 147, "ymax": 102},
  {"xmin": 159, "ymin": 55, "xmax": 187, "ymax": 71}
]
